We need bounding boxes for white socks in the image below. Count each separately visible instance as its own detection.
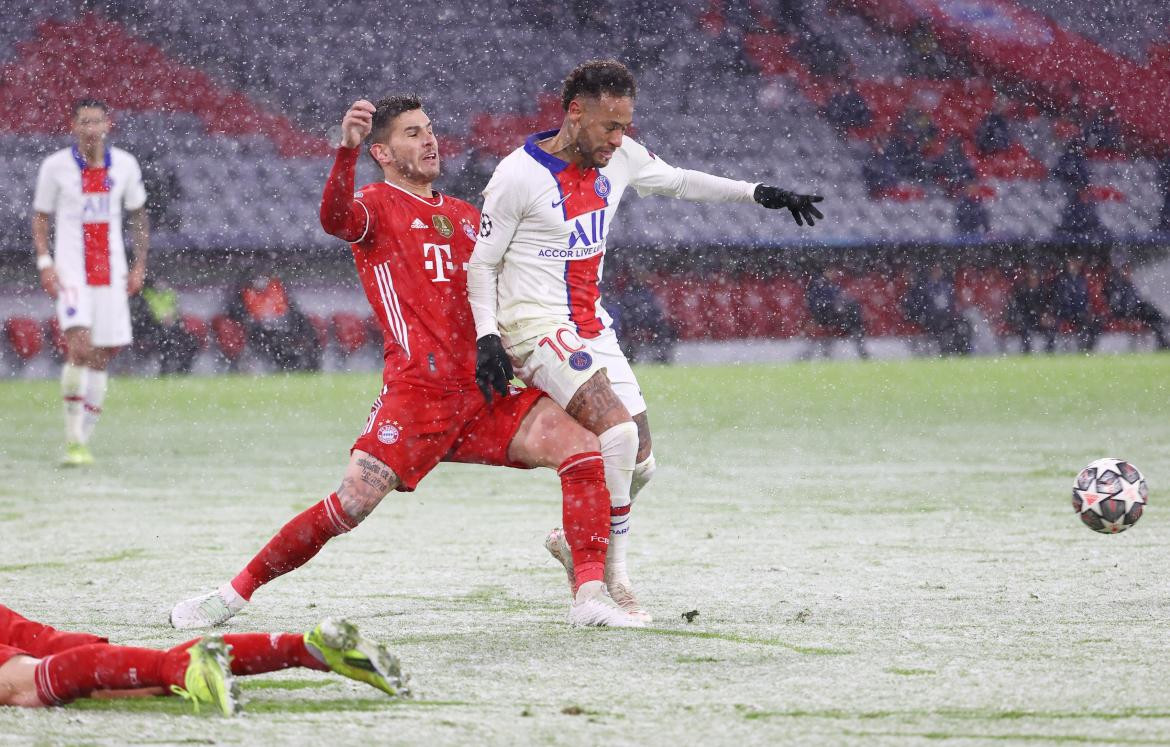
[81,369,108,443]
[217,583,249,613]
[598,421,638,582]
[61,363,86,445]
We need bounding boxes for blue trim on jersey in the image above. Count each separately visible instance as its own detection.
[523,129,567,174]
[70,145,112,171]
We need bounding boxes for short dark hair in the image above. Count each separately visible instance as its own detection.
[71,98,109,118]
[561,60,636,111]
[368,95,423,146]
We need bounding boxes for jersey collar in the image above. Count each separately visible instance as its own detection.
[524,129,569,175]
[383,178,444,206]
[71,144,111,170]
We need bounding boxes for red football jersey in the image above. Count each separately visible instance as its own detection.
[321,148,481,389]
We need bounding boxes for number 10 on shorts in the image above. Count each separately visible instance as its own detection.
[539,328,594,372]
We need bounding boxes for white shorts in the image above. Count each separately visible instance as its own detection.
[56,281,132,348]
[507,324,646,417]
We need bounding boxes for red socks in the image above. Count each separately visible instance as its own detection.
[169,633,327,675]
[35,644,174,705]
[558,452,610,592]
[231,493,355,600]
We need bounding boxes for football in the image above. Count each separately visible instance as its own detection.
[1072,458,1148,534]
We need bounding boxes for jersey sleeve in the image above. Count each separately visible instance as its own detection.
[467,160,527,339]
[624,137,758,204]
[32,157,58,214]
[320,146,374,243]
[123,154,148,211]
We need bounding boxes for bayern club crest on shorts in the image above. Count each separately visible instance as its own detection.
[377,422,401,445]
[594,174,611,198]
[568,350,593,371]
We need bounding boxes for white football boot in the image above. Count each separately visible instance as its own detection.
[543,528,576,596]
[567,580,646,628]
[170,590,243,630]
[545,527,653,623]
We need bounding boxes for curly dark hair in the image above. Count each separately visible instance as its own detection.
[369,94,423,145]
[71,98,109,118]
[561,60,637,111]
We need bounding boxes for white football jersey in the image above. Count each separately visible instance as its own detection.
[467,131,757,346]
[33,145,147,287]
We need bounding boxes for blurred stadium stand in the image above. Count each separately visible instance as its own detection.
[1,0,1168,374]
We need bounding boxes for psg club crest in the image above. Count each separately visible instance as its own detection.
[568,351,593,371]
[462,220,477,242]
[593,174,611,198]
[377,422,401,445]
[432,214,454,238]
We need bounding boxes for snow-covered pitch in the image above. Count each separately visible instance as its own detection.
[2,355,1169,744]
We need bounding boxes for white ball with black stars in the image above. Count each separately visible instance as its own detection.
[1072,457,1147,534]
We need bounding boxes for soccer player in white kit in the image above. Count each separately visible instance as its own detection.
[32,99,150,466]
[467,60,825,622]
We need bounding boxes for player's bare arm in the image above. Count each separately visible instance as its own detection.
[31,211,57,298]
[126,208,149,295]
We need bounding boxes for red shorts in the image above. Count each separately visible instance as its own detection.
[352,383,546,491]
[0,605,107,667]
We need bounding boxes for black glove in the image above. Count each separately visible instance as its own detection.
[754,185,825,227]
[475,334,514,403]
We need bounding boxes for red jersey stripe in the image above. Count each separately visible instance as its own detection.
[563,253,604,339]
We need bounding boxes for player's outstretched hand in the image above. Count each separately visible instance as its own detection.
[754,185,825,227]
[475,334,514,403]
[341,99,376,149]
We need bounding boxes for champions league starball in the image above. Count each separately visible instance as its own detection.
[1072,458,1148,534]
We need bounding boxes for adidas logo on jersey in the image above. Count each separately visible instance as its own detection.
[411,218,427,229]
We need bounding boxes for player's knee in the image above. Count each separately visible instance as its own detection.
[0,657,43,707]
[336,480,386,524]
[598,420,639,462]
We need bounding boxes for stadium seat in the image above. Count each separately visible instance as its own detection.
[305,314,330,350]
[45,317,65,357]
[331,312,369,356]
[5,316,43,364]
[210,315,246,363]
[182,314,209,351]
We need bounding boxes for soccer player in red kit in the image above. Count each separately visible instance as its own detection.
[170,96,640,630]
[0,604,406,714]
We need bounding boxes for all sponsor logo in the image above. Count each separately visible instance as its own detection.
[377,422,401,445]
[432,214,454,237]
[568,350,593,371]
[410,218,427,229]
[354,191,363,198]
[594,174,611,198]
[66,307,76,317]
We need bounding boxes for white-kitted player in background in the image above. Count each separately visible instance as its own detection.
[32,98,150,466]
[467,59,825,621]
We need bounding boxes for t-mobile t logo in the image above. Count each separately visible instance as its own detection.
[422,243,454,283]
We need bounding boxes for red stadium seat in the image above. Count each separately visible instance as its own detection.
[304,314,330,349]
[45,317,66,356]
[760,274,807,338]
[182,315,209,351]
[331,312,369,355]
[5,317,43,363]
[210,315,246,362]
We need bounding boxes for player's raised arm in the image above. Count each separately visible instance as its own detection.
[320,99,377,242]
[624,137,825,226]
[467,166,525,401]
